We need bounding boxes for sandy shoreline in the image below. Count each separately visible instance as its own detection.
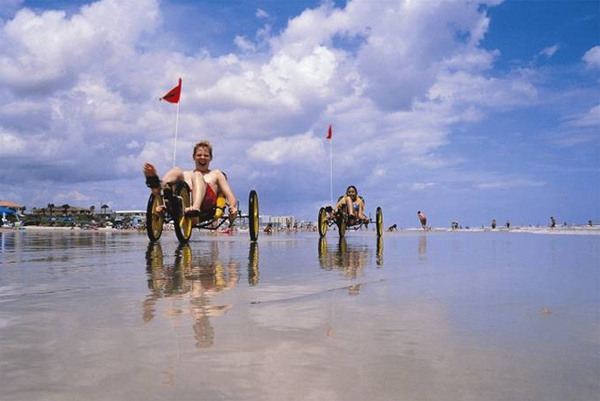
[5,225,599,235]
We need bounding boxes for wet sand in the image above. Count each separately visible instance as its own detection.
[1,230,599,401]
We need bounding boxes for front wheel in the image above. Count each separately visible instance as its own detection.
[146,193,164,242]
[376,207,383,237]
[249,190,259,242]
[318,207,328,238]
[174,183,193,244]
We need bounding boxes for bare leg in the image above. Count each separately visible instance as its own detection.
[345,197,355,217]
[186,170,206,213]
[162,167,184,186]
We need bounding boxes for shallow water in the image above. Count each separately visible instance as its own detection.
[1,229,599,401]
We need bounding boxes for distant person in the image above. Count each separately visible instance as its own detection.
[550,216,556,228]
[387,224,398,232]
[506,220,510,229]
[451,219,459,230]
[417,211,427,231]
[589,220,593,227]
[563,221,567,227]
[491,219,497,229]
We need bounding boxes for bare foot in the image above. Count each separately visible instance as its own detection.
[143,163,162,196]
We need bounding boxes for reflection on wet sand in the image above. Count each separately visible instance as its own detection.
[418,235,427,261]
[247,242,259,286]
[318,238,381,297]
[144,242,258,348]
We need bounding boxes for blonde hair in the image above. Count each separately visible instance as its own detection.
[193,141,213,158]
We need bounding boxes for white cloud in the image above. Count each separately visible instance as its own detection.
[562,104,600,128]
[0,0,160,94]
[539,44,559,58]
[583,46,600,70]
[247,132,325,166]
[475,179,546,190]
[3,0,580,220]
[410,182,436,191]
[234,35,256,53]
[255,9,269,19]
[0,129,26,155]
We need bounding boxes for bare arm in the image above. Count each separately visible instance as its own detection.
[357,198,366,219]
[216,171,237,217]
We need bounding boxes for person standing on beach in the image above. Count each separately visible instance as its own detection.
[417,211,427,231]
[550,216,556,228]
[506,220,510,229]
[491,219,497,229]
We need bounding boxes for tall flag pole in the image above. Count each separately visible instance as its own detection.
[160,78,182,167]
[327,124,333,206]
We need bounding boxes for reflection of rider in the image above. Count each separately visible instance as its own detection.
[418,235,427,260]
[335,185,367,224]
[143,242,239,348]
[318,237,370,280]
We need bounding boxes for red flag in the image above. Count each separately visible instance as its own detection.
[326,124,332,140]
[160,78,182,103]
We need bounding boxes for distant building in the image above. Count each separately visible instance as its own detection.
[114,210,146,227]
[269,215,296,228]
[0,200,25,213]
[31,205,91,216]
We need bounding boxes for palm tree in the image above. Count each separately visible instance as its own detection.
[101,204,109,215]
[47,203,55,217]
[89,205,95,215]
[61,204,70,216]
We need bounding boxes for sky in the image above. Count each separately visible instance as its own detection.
[0,0,598,228]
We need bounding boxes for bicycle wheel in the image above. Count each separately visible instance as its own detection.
[146,193,164,242]
[318,207,328,238]
[376,207,383,237]
[249,190,259,242]
[174,183,193,244]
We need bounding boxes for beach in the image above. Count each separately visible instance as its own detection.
[1,229,598,401]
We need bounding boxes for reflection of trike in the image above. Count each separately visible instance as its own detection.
[146,181,259,244]
[318,198,383,238]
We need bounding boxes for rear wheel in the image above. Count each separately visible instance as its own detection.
[146,193,164,242]
[174,183,193,244]
[249,190,259,242]
[376,207,383,237]
[318,207,328,238]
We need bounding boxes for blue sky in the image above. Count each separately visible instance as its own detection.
[0,0,598,228]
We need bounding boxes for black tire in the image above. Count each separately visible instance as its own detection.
[173,183,193,244]
[318,207,328,238]
[376,207,383,237]
[146,193,164,242]
[249,190,259,242]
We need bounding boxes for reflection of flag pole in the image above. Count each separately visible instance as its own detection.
[160,78,182,167]
[327,124,333,206]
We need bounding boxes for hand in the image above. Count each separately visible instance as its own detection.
[228,206,238,220]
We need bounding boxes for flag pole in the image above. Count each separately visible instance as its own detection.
[329,138,333,206]
[172,100,180,168]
